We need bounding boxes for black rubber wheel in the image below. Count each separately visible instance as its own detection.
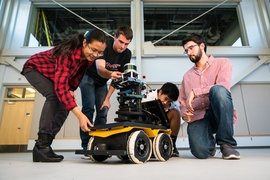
[153,133,173,161]
[127,130,152,164]
[117,155,130,162]
[87,137,108,162]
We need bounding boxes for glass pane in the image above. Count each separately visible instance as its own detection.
[29,6,130,46]
[265,0,270,19]
[25,88,36,98]
[144,6,243,46]
[7,88,23,98]
[6,88,36,99]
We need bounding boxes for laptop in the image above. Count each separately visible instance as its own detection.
[141,99,169,127]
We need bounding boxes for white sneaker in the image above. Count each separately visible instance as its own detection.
[81,154,90,160]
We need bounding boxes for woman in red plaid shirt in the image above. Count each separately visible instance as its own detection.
[21,29,107,162]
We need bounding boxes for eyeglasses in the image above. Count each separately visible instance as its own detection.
[183,44,198,55]
[87,45,104,57]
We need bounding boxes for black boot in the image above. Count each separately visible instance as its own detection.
[170,135,179,157]
[47,136,64,160]
[32,134,62,162]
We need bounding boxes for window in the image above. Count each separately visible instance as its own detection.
[6,88,36,99]
[28,6,130,46]
[144,5,243,46]
[265,0,270,19]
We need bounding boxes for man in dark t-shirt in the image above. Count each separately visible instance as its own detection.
[79,26,133,159]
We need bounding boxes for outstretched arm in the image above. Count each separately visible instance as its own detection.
[71,107,93,132]
[100,85,115,110]
[96,59,122,79]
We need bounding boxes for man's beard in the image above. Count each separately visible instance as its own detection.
[189,50,202,64]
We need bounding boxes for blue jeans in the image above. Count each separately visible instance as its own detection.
[187,85,237,159]
[79,75,108,148]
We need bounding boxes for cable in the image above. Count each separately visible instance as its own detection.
[153,0,229,45]
[144,83,152,90]
[51,0,114,38]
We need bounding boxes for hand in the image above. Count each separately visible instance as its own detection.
[163,104,170,112]
[69,90,76,101]
[182,111,194,123]
[79,114,93,132]
[100,99,111,110]
[111,71,122,80]
[186,90,195,113]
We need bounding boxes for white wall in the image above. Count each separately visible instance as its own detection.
[140,56,270,83]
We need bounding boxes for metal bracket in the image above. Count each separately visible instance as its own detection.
[0,56,22,72]
[231,56,270,87]
[260,56,270,64]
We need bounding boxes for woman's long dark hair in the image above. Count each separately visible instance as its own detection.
[52,28,107,59]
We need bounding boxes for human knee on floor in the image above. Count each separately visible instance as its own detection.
[191,146,210,159]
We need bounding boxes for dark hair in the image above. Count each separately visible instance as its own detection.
[52,28,107,59]
[115,25,133,41]
[182,33,207,53]
[159,82,179,101]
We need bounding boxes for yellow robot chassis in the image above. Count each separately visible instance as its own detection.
[75,63,173,164]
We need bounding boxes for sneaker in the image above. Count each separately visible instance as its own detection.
[220,143,241,160]
[172,148,180,157]
[81,147,90,160]
[210,148,216,157]
[81,154,90,160]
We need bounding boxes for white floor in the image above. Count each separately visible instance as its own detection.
[0,148,269,180]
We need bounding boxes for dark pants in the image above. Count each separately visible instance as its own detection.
[23,68,69,138]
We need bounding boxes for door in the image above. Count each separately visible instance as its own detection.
[0,100,34,145]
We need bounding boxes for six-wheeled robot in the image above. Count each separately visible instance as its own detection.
[75,63,173,164]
